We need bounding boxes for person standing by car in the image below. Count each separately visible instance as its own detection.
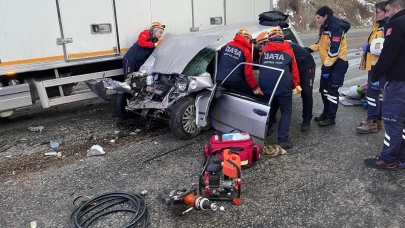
[304,6,351,127]
[114,22,165,119]
[258,28,300,149]
[122,22,165,79]
[356,1,388,134]
[364,0,405,170]
[257,30,316,133]
[216,28,262,96]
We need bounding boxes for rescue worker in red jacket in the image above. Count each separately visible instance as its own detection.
[122,22,165,79]
[115,22,165,120]
[216,28,262,96]
[258,28,300,149]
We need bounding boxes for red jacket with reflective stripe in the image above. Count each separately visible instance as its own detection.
[216,35,258,90]
[259,40,300,96]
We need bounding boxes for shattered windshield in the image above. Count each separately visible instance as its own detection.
[182,48,216,76]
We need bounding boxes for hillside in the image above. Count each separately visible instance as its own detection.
[274,0,379,31]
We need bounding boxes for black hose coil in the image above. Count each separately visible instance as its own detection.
[69,192,149,228]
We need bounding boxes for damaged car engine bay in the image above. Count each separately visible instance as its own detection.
[122,70,213,118]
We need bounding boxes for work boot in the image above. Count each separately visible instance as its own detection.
[278,140,293,150]
[359,119,383,127]
[318,119,336,127]
[356,120,377,134]
[314,113,326,122]
[396,160,405,169]
[301,120,310,132]
[364,155,397,170]
[358,120,367,126]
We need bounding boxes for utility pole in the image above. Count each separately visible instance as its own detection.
[270,0,273,10]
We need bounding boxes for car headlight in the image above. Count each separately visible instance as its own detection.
[189,79,198,90]
[176,81,188,92]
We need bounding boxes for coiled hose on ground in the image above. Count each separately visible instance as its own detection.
[68,192,149,228]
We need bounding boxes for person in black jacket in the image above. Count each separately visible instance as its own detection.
[364,0,405,170]
[257,31,316,132]
[278,41,316,132]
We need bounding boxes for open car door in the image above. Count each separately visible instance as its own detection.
[198,62,285,146]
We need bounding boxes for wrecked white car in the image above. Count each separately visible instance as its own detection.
[86,21,303,142]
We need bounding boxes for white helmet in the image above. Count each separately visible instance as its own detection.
[347,86,362,100]
[370,38,385,56]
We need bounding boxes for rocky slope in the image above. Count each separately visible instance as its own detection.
[275,0,379,30]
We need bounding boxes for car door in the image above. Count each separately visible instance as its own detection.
[197,62,285,146]
[209,91,271,146]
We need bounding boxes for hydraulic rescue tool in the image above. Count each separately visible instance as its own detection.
[199,149,242,205]
[160,185,217,215]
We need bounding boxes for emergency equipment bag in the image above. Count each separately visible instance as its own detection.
[204,132,260,169]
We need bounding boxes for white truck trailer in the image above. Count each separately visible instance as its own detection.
[0,0,273,118]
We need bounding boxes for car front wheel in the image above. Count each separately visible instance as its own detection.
[113,92,136,120]
[169,97,202,140]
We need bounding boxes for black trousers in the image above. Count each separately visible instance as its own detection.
[270,67,315,122]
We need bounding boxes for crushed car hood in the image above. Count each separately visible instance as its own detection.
[139,33,222,75]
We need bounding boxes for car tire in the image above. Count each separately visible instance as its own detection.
[114,92,135,120]
[169,97,202,140]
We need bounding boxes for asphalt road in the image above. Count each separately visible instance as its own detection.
[2,27,405,228]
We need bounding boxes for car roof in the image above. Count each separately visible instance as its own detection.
[193,21,281,50]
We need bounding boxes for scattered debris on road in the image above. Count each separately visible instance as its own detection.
[87,145,105,156]
[49,141,60,149]
[44,152,62,157]
[27,126,44,134]
[115,130,130,139]
[30,220,37,228]
[141,190,148,196]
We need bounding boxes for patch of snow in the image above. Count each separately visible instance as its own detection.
[273,0,279,9]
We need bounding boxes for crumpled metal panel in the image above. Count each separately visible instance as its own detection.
[139,33,221,75]
[85,78,132,101]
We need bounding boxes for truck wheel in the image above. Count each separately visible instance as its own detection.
[114,93,135,120]
[169,97,202,140]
